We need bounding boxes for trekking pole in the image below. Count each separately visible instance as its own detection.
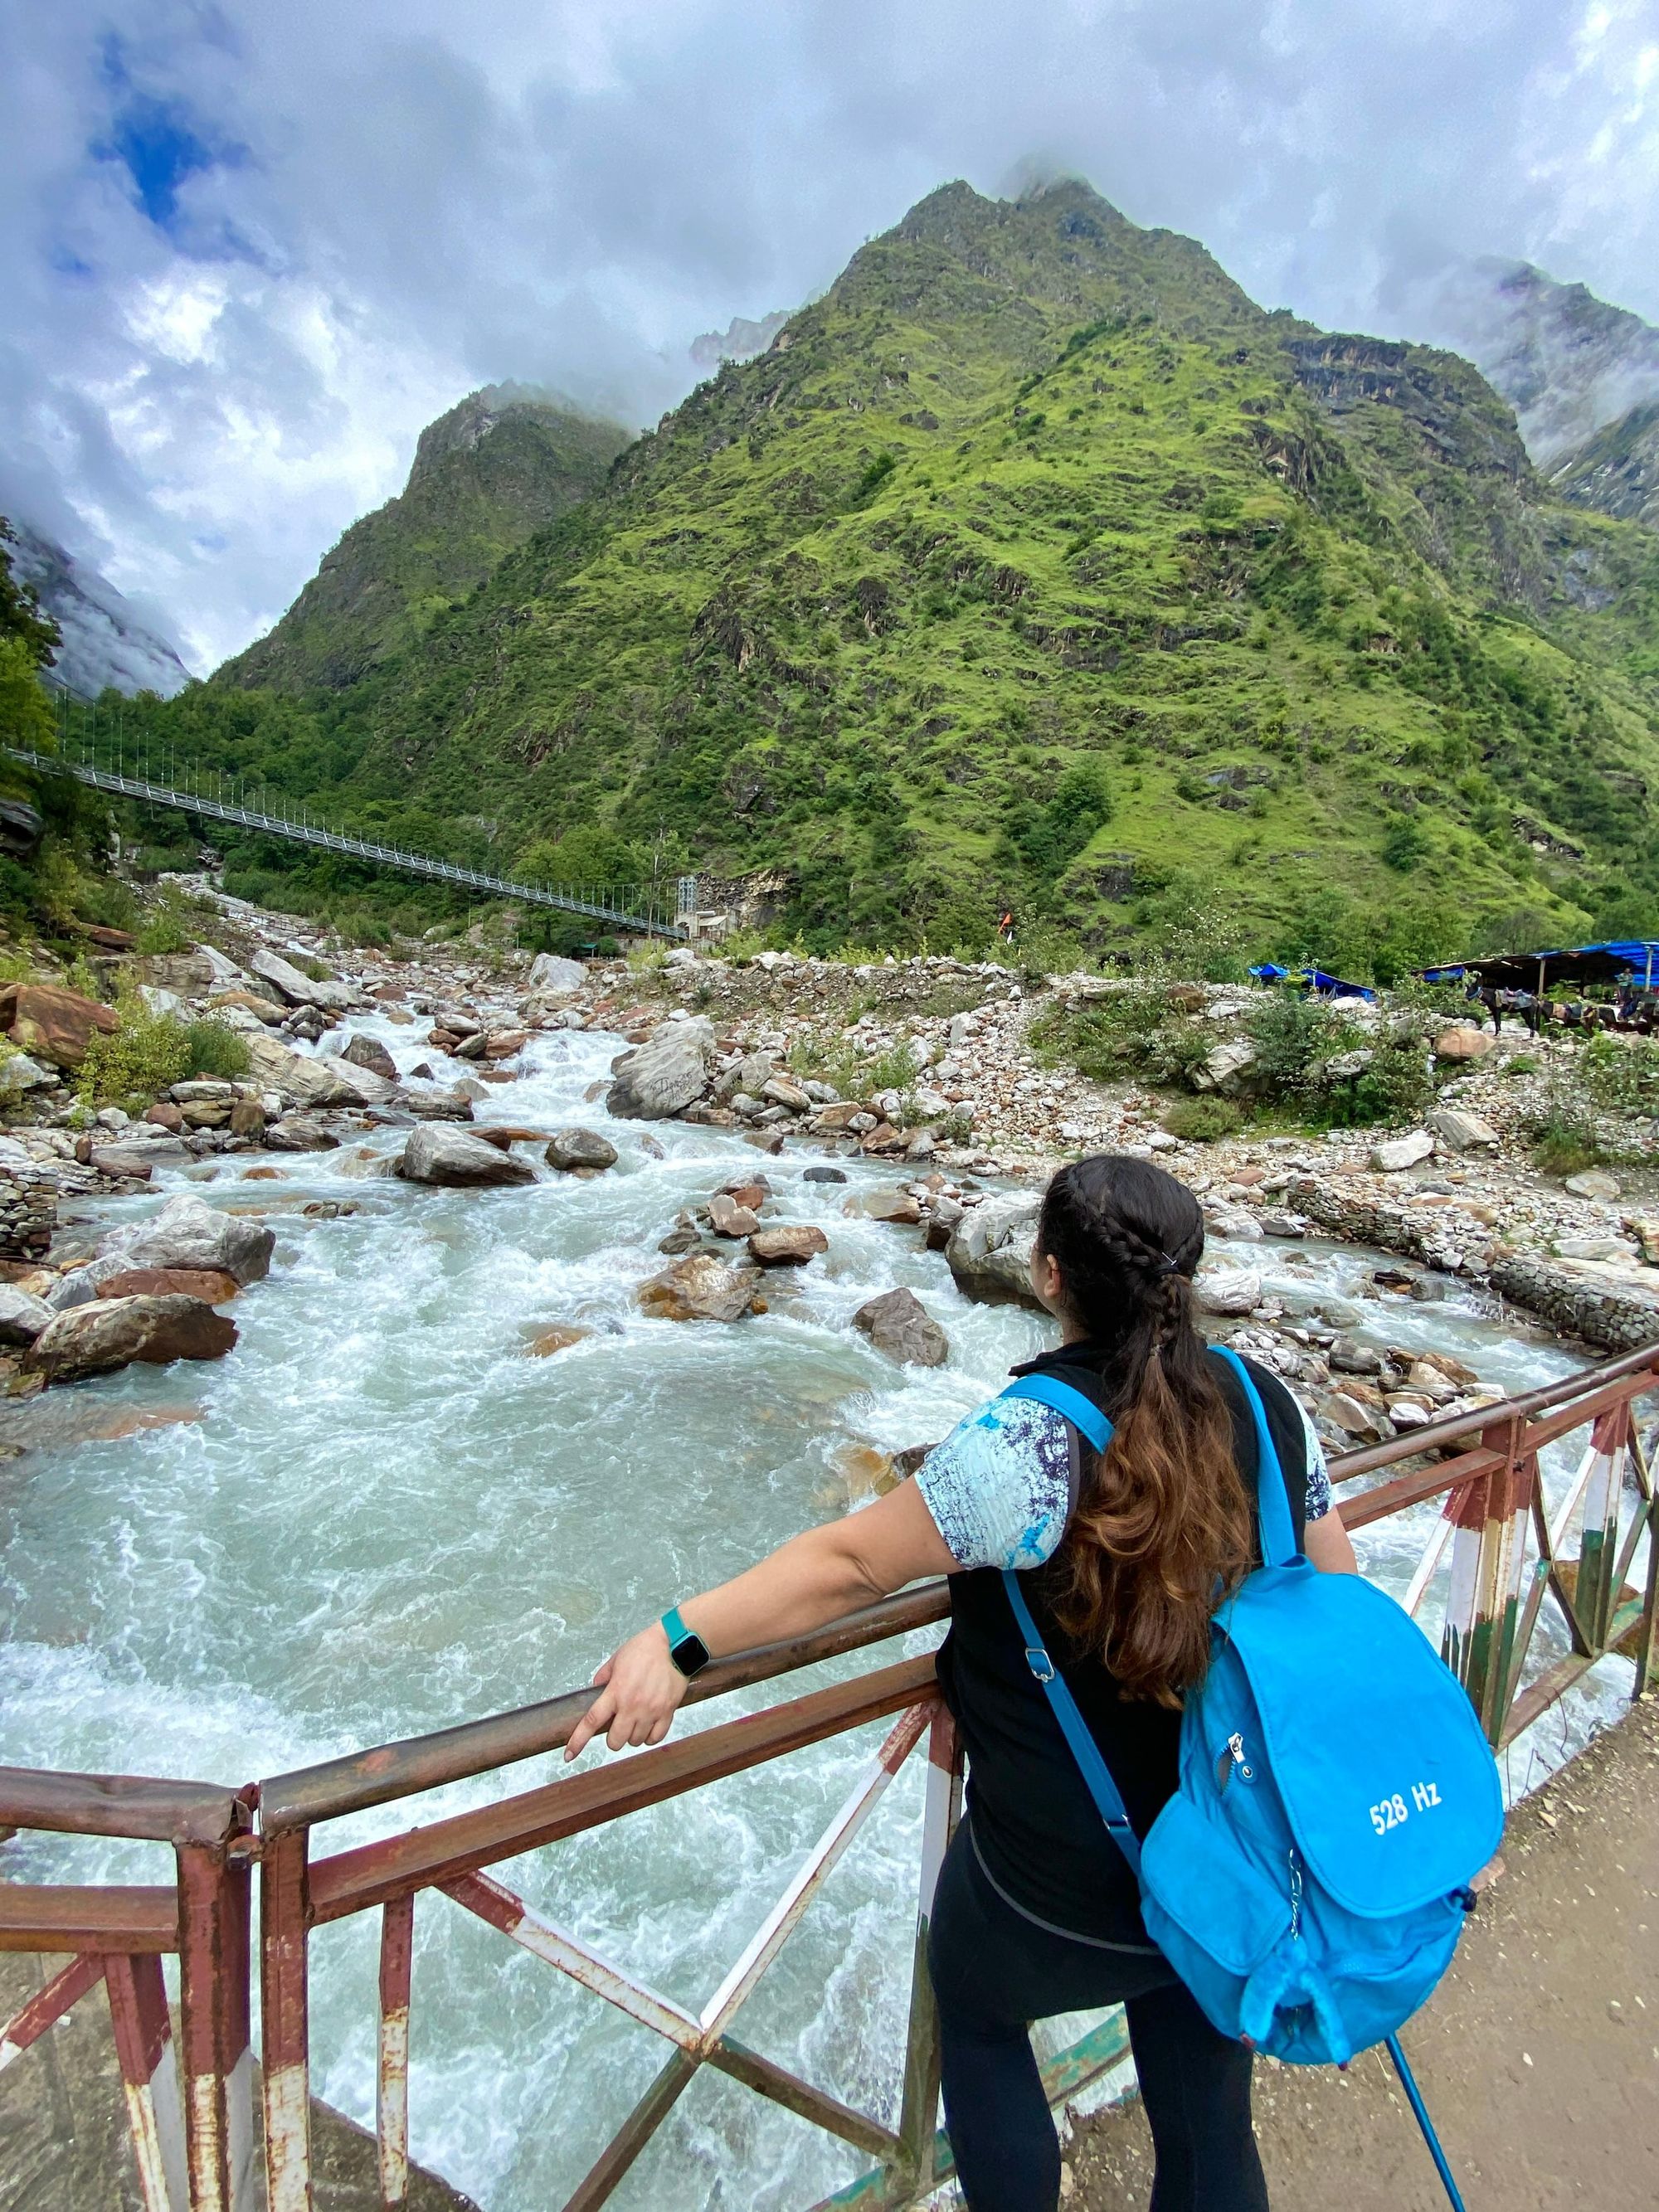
[1384,2035,1467,2211]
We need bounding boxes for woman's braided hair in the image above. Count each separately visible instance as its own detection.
[1039,1153,1253,1706]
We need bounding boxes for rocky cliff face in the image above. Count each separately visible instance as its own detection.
[1430,257,1659,474]
[216,387,630,693]
[6,521,191,699]
[1549,400,1659,531]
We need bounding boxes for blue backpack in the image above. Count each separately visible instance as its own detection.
[999,1349,1503,2071]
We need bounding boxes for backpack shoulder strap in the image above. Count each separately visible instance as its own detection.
[1209,1344,1300,1568]
[1001,1567,1142,1879]
[1000,1372,1113,1451]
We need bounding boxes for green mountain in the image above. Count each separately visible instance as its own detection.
[146,181,1659,965]
[217,385,630,692]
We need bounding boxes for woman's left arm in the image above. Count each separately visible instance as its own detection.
[565,1480,959,1761]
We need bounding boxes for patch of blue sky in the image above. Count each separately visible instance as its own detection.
[93,31,251,246]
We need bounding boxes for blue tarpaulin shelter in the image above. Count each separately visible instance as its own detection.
[1419,940,1659,992]
[1250,963,1377,1002]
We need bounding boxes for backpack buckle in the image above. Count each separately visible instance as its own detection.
[1024,1646,1056,1684]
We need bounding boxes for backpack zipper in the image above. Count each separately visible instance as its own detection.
[1216,1731,1255,1792]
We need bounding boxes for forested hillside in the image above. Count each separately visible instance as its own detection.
[132,180,1659,969]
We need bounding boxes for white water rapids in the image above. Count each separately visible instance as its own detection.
[0,1017,1628,2209]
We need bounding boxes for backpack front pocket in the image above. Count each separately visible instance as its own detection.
[1138,1792,1295,1979]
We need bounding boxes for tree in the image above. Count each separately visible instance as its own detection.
[0,519,61,752]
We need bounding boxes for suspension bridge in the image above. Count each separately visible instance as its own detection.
[6,731,688,940]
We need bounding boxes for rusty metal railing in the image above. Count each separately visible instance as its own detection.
[2,1343,1657,2211]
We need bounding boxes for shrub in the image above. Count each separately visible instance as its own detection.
[1162,1096,1242,1142]
[135,885,195,956]
[77,1005,248,1109]
[1581,1033,1659,1119]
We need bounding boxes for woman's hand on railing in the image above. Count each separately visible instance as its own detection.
[565,1623,688,1761]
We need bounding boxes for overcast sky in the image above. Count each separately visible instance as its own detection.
[3,0,1657,674]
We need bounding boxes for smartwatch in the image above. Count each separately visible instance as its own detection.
[660,1606,711,1679]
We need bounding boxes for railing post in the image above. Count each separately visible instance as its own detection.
[260,1829,314,2212]
[175,1835,255,2211]
[1441,1422,1533,1743]
[377,1893,416,2211]
[106,1953,190,2212]
[1575,1403,1630,1653]
[893,1704,961,2200]
[1637,1488,1659,1702]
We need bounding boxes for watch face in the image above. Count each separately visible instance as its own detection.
[671,1631,710,1678]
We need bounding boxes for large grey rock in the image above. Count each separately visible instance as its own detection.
[399,1125,537,1187]
[341,1033,399,1081]
[23,1294,237,1383]
[545,1128,618,1171]
[241,1030,361,1108]
[638,1252,761,1322]
[717,1052,776,1103]
[0,1285,53,1343]
[528,953,586,994]
[1564,1169,1622,1201]
[944,1193,1043,1309]
[1192,1038,1258,1094]
[1194,1265,1262,1316]
[249,948,353,1012]
[1425,1108,1499,1152]
[100,1193,276,1286]
[400,1086,475,1121]
[853,1287,950,1367]
[1370,1130,1435,1172]
[606,1018,714,1121]
[0,1052,54,1097]
[312,1053,395,1106]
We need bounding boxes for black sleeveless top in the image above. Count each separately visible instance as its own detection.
[933,1342,1312,1947]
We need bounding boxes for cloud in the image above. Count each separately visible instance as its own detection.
[2,0,1657,673]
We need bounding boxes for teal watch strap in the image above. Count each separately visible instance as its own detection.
[660,1606,710,1677]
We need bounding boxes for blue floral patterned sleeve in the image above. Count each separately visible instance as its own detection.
[914,1379,1331,1573]
[915,1396,1076,1571]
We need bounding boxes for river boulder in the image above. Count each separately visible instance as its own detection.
[249,949,353,1012]
[241,1030,361,1109]
[401,1086,475,1121]
[312,1053,396,1106]
[748,1224,828,1267]
[265,1116,342,1152]
[341,1033,399,1081]
[545,1128,618,1171]
[399,1125,537,1187]
[852,1287,950,1367]
[100,1193,276,1286]
[93,1266,241,1305]
[638,1252,762,1322]
[0,983,120,1071]
[944,1193,1042,1310]
[606,1018,714,1120]
[0,1284,53,1344]
[24,1294,237,1383]
[528,953,586,994]
[1194,1265,1262,1317]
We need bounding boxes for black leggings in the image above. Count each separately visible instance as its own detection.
[927,1821,1268,2212]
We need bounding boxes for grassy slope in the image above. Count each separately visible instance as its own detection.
[144,182,1659,961]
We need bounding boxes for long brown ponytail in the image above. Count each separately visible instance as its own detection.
[1039,1154,1252,1706]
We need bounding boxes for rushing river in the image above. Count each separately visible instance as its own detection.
[0,1018,1625,2208]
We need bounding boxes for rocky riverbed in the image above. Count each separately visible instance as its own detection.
[0,894,1647,1456]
